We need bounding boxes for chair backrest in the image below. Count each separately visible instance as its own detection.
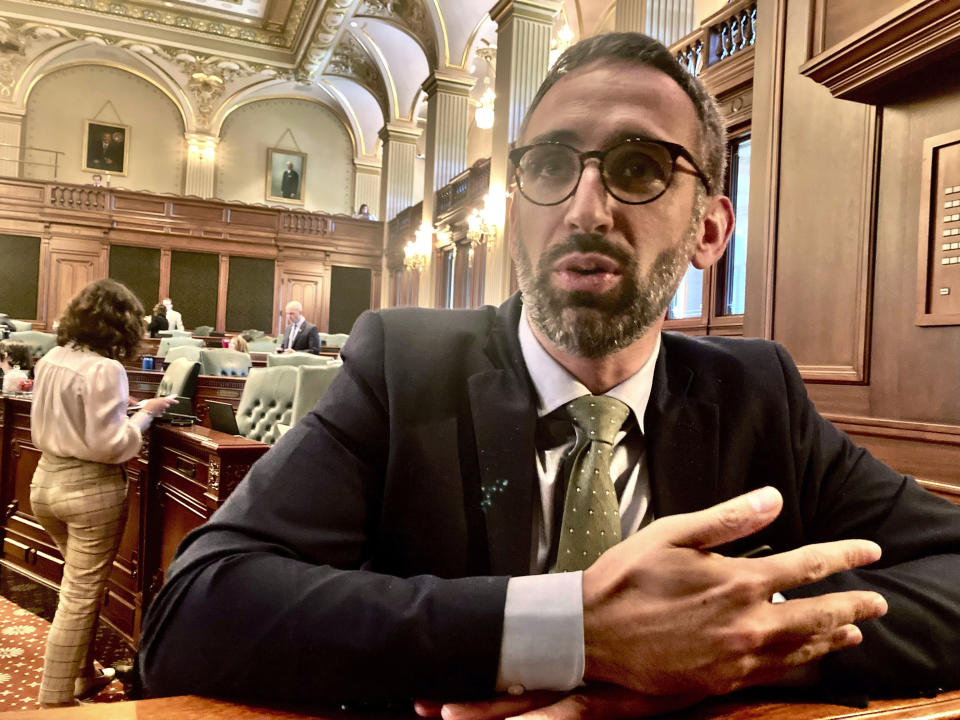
[163,344,202,366]
[193,325,214,337]
[158,329,193,338]
[236,366,297,445]
[266,351,332,368]
[316,332,329,346]
[157,336,203,358]
[10,320,32,332]
[9,331,57,359]
[200,348,252,377]
[156,357,200,399]
[246,338,279,353]
[326,333,350,348]
[291,362,342,424]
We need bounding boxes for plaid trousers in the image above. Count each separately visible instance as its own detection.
[29,453,128,705]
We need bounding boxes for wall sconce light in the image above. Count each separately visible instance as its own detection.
[404,221,434,271]
[474,87,495,130]
[466,192,500,245]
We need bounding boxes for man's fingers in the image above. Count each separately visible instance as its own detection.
[768,592,885,643]
[653,486,783,550]
[756,540,882,592]
[504,689,702,720]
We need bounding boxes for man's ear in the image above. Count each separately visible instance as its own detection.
[691,194,734,270]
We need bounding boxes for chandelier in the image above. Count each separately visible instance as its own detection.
[404,222,435,271]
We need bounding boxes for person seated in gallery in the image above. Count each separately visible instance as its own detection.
[352,203,377,221]
[0,339,33,390]
[0,313,18,337]
[146,303,168,339]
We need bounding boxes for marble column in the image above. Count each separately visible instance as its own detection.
[483,0,563,306]
[353,159,382,217]
[0,110,24,178]
[183,133,218,198]
[378,123,422,223]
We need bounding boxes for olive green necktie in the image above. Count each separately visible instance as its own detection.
[552,395,631,573]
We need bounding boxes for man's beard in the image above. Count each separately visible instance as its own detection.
[516,202,704,359]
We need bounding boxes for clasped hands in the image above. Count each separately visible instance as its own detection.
[416,486,886,720]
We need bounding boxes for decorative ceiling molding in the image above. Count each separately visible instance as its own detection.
[326,30,388,113]
[19,0,314,49]
[356,0,437,67]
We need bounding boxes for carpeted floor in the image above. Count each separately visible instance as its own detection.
[0,566,130,712]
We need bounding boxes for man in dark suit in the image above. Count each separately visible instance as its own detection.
[278,300,320,353]
[281,161,300,199]
[139,33,960,716]
[88,130,123,171]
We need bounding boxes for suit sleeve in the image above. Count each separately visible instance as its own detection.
[305,324,321,354]
[774,343,960,698]
[138,311,508,705]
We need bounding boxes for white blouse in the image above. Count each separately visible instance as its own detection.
[31,344,153,465]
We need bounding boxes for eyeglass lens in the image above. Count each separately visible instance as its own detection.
[516,142,673,205]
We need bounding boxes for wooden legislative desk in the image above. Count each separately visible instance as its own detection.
[6,690,960,719]
[0,393,269,648]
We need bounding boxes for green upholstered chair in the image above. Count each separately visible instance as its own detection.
[316,332,329,346]
[157,336,203,358]
[200,348,252,377]
[158,329,193,338]
[246,338,279,353]
[325,333,350,348]
[236,365,297,445]
[193,325,214,337]
[163,345,202,366]
[10,320,32,332]
[291,362,342,424]
[9,331,57,359]
[266,352,332,368]
[156,357,200,400]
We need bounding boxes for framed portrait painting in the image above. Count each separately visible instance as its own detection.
[82,120,129,175]
[266,148,306,205]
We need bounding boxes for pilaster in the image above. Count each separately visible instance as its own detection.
[0,109,24,178]
[378,123,422,222]
[184,133,219,198]
[645,0,697,46]
[421,70,476,221]
[484,0,563,306]
[614,0,646,32]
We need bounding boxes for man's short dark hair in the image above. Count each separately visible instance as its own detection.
[521,32,726,193]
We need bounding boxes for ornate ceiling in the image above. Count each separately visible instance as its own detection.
[0,0,609,162]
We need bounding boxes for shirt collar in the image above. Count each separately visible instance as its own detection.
[518,305,660,433]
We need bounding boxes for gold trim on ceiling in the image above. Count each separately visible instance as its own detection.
[358,26,404,122]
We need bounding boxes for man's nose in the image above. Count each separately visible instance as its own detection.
[563,161,614,235]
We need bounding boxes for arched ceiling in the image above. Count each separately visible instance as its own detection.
[0,0,609,162]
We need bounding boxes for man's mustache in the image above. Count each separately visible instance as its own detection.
[538,233,634,269]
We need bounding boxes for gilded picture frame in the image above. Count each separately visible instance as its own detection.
[82,120,130,176]
[266,148,306,205]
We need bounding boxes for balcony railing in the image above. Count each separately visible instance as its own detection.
[673,0,757,77]
[435,158,491,220]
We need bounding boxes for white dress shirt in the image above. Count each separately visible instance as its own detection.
[166,309,184,332]
[496,308,660,692]
[286,320,303,349]
[31,345,152,465]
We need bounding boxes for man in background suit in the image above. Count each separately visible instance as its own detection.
[278,300,320,353]
[161,298,183,332]
[140,33,960,716]
[281,161,300,199]
[88,130,123,171]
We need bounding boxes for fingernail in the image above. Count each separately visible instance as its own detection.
[748,486,779,513]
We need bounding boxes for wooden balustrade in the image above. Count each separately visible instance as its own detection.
[672,0,757,77]
[281,211,334,236]
[48,184,108,211]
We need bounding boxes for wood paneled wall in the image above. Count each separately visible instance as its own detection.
[746,0,960,499]
[0,179,384,335]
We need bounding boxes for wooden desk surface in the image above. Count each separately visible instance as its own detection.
[6,692,960,719]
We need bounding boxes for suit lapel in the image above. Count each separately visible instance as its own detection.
[468,295,538,577]
[646,336,722,519]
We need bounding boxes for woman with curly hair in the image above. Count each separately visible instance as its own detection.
[29,279,177,708]
[146,302,168,339]
[0,338,33,389]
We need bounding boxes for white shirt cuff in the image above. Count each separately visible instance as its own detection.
[130,410,153,432]
[496,572,584,693]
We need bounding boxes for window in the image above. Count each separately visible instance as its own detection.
[440,246,456,309]
[665,132,751,334]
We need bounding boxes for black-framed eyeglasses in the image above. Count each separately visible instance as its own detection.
[508,137,711,206]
